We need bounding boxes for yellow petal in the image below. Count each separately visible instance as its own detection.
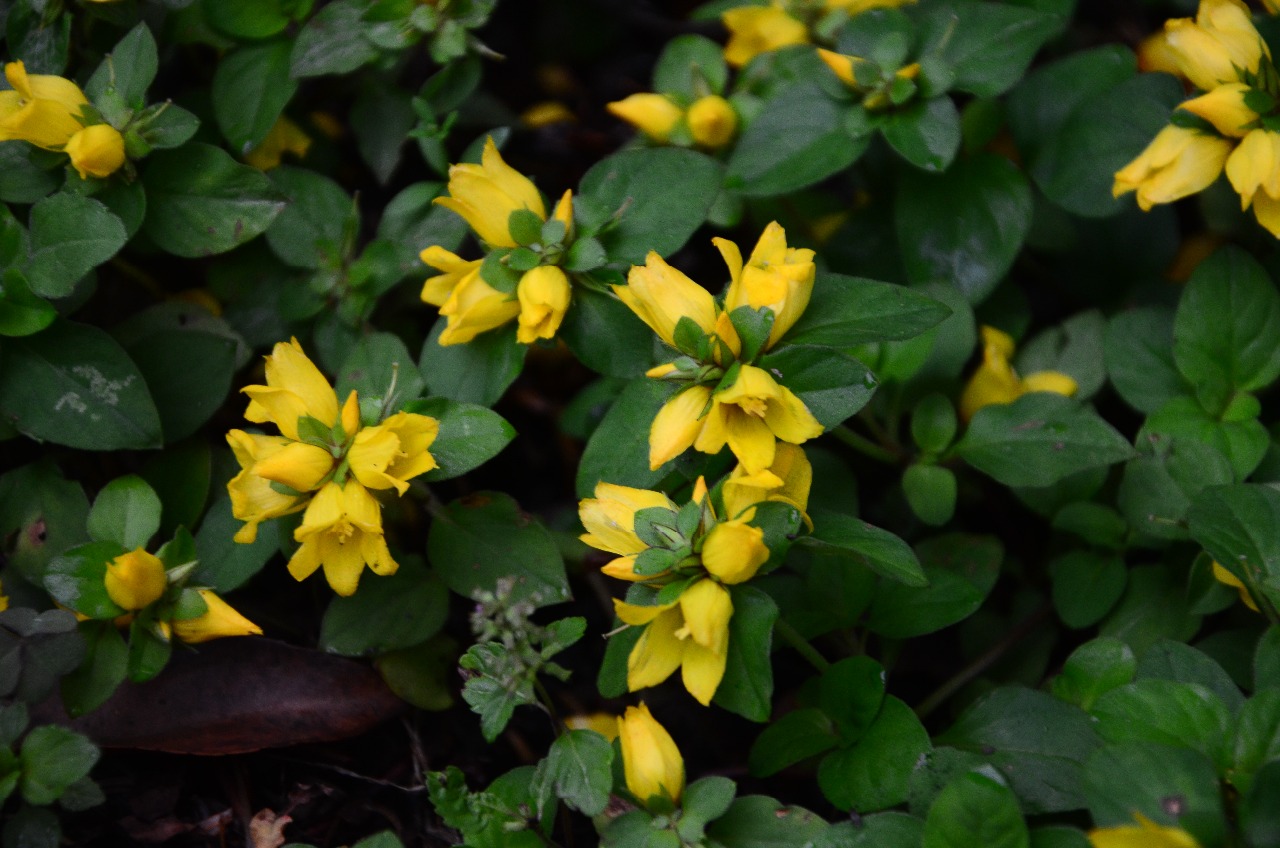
[649,385,713,470]
[721,5,810,67]
[626,606,685,690]
[104,548,167,611]
[701,520,769,584]
[615,252,720,347]
[676,579,732,650]
[580,483,676,555]
[686,95,737,149]
[516,265,572,344]
[65,124,126,179]
[252,441,334,492]
[617,703,685,805]
[171,590,262,643]
[608,93,683,142]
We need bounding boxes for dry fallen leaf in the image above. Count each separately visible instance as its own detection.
[249,808,291,848]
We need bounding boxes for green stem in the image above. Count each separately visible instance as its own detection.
[533,677,564,737]
[774,617,831,672]
[831,425,899,464]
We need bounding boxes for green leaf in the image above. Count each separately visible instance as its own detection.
[192,490,281,593]
[749,708,838,777]
[1050,551,1125,629]
[0,319,162,450]
[1028,72,1182,218]
[265,166,351,269]
[755,345,877,429]
[428,492,570,606]
[705,796,832,847]
[714,585,777,722]
[819,696,932,812]
[575,378,672,498]
[558,287,658,378]
[531,730,614,818]
[938,686,1100,814]
[820,656,887,744]
[1092,680,1232,771]
[142,143,288,257]
[1104,307,1183,415]
[0,142,58,204]
[578,148,723,265]
[60,621,128,718]
[290,0,379,77]
[895,153,1032,304]
[678,777,737,843]
[375,635,456,711]
[338,331,425,407]
[1188,484,1280,615]
[395,397,513,482]
[418,320,525,406]
[320,558,449,656]
[922,771,1029,848]
[86,22,158,107]
[123,327,239,444]
[785,273,952,348]
[87,475,161,551]
[136,102,202,150]
[43,542,125,620]
[1241,760,1280,848]
[903,464,957,527]
[126,617,172,682]
[1083,743,1224,846]
[0,269,56,338]
[866,533,1001,638]
[1174,247,1280,396]
[727,82,864,195]
[1143,396,1268,480]
[654,34,728,98]
[881,96,961,173]
[802,512,926,587]
[24,193,127,299]
[956,393,1134,488]
[0,461,91,584]
[18,726,99,806]
[917,1,1061,97]
[1233,690,1280,795]
[1050,637,1137,712]
[1099,565,1201,658]
[202,0,292,39]
[1117,434,1233,542]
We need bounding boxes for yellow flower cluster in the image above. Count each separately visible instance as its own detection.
[103,548,261,643]
[959,326,1078,420]
[721,0,918,68]
[1114,0,1280,236]
[227,339,439,596]
[422,138,574,346]
[607,93,739,150]
[0,61,126,179]
[618,222,823,475]
[580,445,810,705]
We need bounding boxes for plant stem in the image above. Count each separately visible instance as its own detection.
[913,602,1052,720]
[831,425,899,464]
[774,617,831,672]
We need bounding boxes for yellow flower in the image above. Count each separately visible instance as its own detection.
[816,49,866,87]
[700,518,769,584]
[715,221,815,350]
[287,480,397,596]
[607,93,684,142]
[104,548,167,611]
[347,411,440,495]
[420,246,482,307]
[0,579,7,613]
[1089,812,1202,848]
[171,590,263,643]
[686,95,738,148]
[244,116,312,171]
[722,4,810,68]
[1112,124,1233,211]
[1178,83,1260,137]
[0,61,88,150]
[1225,128,1280,237]
[615,577,733,705]
[225,431,311,543]
[242,338,349,441]
[693,365,824,476]
[959,326,1079,420]
[617,704,684,806]
[1212,561,1260,611]
[1138,31,1185,76]
[722,441,812,521]
[615,252,721,349]
[1165,0,1269,91]
[65,123,125,179]
[565,711,620,741]
[579,482,678,579]
[516,265,572,344]
[434,137,548,248]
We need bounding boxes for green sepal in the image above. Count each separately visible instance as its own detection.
[655,575,697,606]
[508,208,543,245]
[676,500,703,539]
[295,414,333,446]
[634,546,686,577]
[563,236,607,272]
[479,250,522,294]
[673,315,709,359]
[633,506,683,548]
[888,75,917,106]
[506,246,541,272]
[540,217,566,246]
[727,306,775,364]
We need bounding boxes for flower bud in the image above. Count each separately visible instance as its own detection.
[616,703,684,806]
[171,590,263,643]
[686,95,737,149]
[607,93,683,142]
[104,548,167,611]
[66,124,126,179]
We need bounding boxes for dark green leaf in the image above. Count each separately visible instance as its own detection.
[575,378,673,498]
[399,397,515,482]
[428,492,570,606]
[803,511,926,587]
[18,726,99,806]
[819,696,932,812]
[87,475,161,551]
[192,490,281,593]
[881,96,961,173]
[531,730,614,818]
[1092,680,1232,770]
[917,1,1061,97]
[895,153,1032,304]
[748,708,838,777]
[654,34,728,98]
[418,320,524,406]
[290,0,379,76]
[785,273,951,348]
[866,533,1001,638]
[1050,551,1125,629]
[1104,307,1182,415]
[86,23,158,107]
[957,393,1134,487]
[320,558,449,656]
[59,621,128,718]
[705,796,831,847]
[24,193,127,299]
[266,166,351,269]
[558,287,658,378]
[714,585,777,722]
[1050,637,1136,712]
[756,345,877,429]
[0,319,162,450]
[921,771,1028,848]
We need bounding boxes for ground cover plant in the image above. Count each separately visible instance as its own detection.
[4,0,1280,845]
